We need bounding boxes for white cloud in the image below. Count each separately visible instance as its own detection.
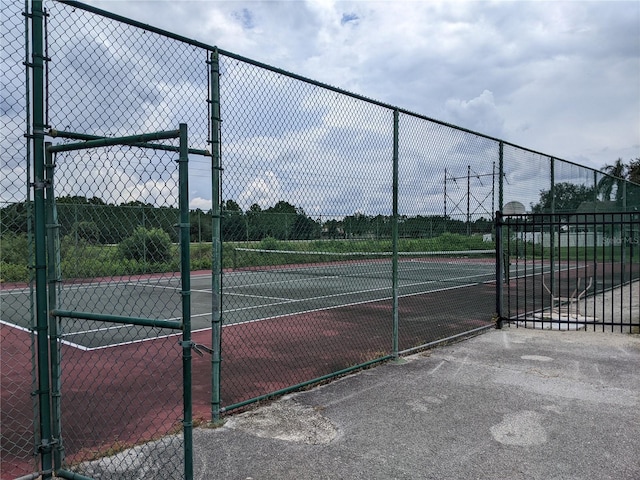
[444,90,504,138]
[237,171,283,210]
[190,197,212,211]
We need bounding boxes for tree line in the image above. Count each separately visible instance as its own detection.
[530,158,640,217]
[3,158,637,244]
[1,195,492,246]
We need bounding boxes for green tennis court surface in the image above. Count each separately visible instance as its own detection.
[1,252,545,350]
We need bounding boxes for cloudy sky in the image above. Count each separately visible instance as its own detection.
[84,0,639,169]
[3,0,638,217]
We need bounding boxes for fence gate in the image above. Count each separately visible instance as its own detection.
[23,125,195,479]
[496,212,640,332]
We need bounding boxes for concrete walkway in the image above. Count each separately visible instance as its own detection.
[193,327,640,480]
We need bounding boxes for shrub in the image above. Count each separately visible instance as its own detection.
[118,227,172,263]
[259,236,280,250]
[0,261,29,283]
[0,233,30,265]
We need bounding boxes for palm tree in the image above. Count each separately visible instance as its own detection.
[597,158,627,204]
[628,158,640,185]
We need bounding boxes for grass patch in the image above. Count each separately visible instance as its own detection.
[1,233,493,282]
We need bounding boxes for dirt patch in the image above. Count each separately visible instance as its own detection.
[224,397,338,445]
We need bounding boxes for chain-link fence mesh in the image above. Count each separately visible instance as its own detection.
[43,1,198,475]
[218,57,397,405]
[3,1,640,478]
[1,1,39,478]
[2,1,200,477]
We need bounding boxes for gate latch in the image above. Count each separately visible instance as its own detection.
[181,341,213,356]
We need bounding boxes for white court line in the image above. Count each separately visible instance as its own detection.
[222,270,493,307]
[43,276,481,351]
[0,318,113,352]
[1,262,581,352]
[0,289,32,296]
[224,274,340,290]
[2,267,496,352]
[225,292,294,301]
[0,319,32,333]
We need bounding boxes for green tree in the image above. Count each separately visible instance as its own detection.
[190,209,213,242]
[323,219,343,239]
[0,201,30,234]
[71,221,100,244]
[629,158,640,184]
[221,200,246,241]
[264,201,297,240]
[531,182,597,216]
[343,212,371,238]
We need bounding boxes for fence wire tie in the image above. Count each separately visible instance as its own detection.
[181,341,214,356]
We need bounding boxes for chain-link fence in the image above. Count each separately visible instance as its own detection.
[1,1,39,477]
[3,1,640,478]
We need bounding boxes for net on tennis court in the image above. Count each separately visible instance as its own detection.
[232,247,497,283]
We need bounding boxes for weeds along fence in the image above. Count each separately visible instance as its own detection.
[2,1,640,479]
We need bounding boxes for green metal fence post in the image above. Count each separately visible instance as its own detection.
[466,165,471,236]
[495,211,504,329]
[30,1,53,476]
[622,181,627,279]
[44,145,63,471]
[550,157,556,297]
[498,142,504,212]
[209,49,223,421]
[178,123,193,480]
[496,141,505,325]
[593,170,599,292]
[392,110,399,358]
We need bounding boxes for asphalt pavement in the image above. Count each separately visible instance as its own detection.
[193,327,640,480]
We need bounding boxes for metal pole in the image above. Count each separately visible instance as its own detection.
[209,49,223,421]
[498,142,504,212]
[44,145,63,471]
[495,211,504,328]
[550,157,556,297]
[49,128,210,156]
[52,310,183,329]
[30,1,53,476]
[491,161,495,220]
[47,128,181,152]
[593,170,598,293]
[392,110,399,358]
[467,165,471,236]
[444,168,447,232]
[621,181,627,280]
[23,1,41,465]
[178,124,193,480]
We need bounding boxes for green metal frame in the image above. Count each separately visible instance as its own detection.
[44,143,63,471]
[30,1,53,477]
[36,124,193,479]
[391,110,399,358]
[209,49,223,422]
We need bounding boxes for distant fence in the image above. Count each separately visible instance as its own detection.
[2,1,640,479]
[497,212,640,331]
